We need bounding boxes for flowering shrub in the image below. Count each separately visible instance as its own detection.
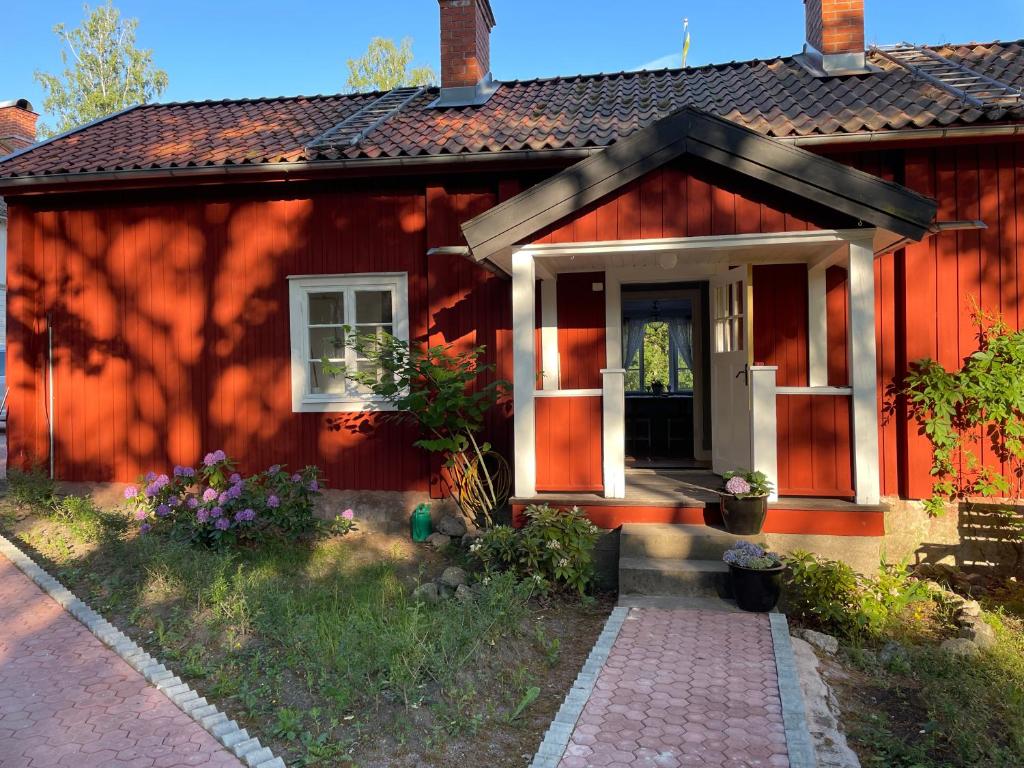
[722,541,782,570]
[722,469,773,498]
[125,450,345,547]
[470,504,599,595]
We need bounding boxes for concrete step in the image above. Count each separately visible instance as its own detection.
[618,557,732,598]
[620,523,766,560]
[617,594,742,612]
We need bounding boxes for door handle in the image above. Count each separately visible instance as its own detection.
[735,364,749,385]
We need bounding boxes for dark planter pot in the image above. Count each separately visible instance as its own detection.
[729,563,785,612]
[719,494,769,535]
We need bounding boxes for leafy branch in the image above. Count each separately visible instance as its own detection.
[905,304,1024,517]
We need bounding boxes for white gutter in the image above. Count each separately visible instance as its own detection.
[780,123,1024,146]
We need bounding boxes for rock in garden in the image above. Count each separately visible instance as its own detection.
[461,530,483,548]
[437,515,467,537]
[439,583,454,599]
[426,532,451,550]
[439,566,468,589]
[413,582,440,604]
[455,584,473,603]
[956,599,982,619]
[959,618,997,650]
[940,637,980,657]
[879,641,906,667]
[796,629,839,656]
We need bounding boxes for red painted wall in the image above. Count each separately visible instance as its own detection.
[7,181,513,489]
[535,395,603,492]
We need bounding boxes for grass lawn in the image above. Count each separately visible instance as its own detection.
[811,579,1024,767]
[0,488,611,767]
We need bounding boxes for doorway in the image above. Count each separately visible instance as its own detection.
[621,284,710,469]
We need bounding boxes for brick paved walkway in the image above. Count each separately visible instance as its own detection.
[558,609,791,768]
[0,553,243,768]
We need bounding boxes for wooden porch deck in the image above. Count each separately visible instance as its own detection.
[511,469,888,536]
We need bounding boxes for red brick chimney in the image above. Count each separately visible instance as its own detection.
[434,0,498,107]
[0,99,38,155]
[803,0,868,74]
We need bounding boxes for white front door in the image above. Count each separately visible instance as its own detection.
[709,266,752,474]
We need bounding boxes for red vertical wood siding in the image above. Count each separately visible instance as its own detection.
[531,159,855,244]
[535,395,603,492]
[752,264,853,497]
[556,272,606,389]
[8,183,511,490]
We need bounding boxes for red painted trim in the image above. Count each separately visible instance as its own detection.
[511,503,884,536]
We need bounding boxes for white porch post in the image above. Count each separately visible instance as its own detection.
[748,365,779,502]
[512,250,537,498]
[807,268,828,387]
[847,233,881,505]
[540,277,560,390]
[602,271,626,498]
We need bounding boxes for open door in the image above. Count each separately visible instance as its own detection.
[709,266,752,474]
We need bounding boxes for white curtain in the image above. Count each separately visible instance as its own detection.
[668,316,694,374]
[623,318,647,369]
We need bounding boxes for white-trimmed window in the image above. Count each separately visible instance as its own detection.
[288,273,409,412]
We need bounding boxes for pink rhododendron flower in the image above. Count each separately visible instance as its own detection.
[124,485,138,499]
[202,488,218,503]
[134,509,148,521]
[341,509,354,520]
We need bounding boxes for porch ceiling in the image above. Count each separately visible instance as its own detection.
[529,231,853,275]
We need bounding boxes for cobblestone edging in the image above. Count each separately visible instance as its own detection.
[0,534,285,768]
[529,606,630,768]
[769,612,819,768]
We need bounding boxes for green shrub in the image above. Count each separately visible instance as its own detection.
[7,466,55,510]
[471,504,599,594]
[785,551,931,641]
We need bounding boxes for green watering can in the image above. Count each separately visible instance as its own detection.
[410,503,433,542]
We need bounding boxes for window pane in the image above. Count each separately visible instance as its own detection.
[309,362,346,395]
[309,327,346,360]
[309,292,344,325]
[355,290,392,324]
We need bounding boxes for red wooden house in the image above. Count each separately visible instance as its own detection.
[1,0,1022,544]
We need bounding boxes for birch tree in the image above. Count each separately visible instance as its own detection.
[34,1,168,137]
[346,38,435,92]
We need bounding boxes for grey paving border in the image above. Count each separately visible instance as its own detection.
[769,612,819,768]
[0,533,285,768]
[529,605,630,768]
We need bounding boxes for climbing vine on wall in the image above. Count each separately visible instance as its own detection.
[904,306,1024,517]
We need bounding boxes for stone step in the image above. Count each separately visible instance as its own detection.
[620,523,765,560]
[618,557,732,598]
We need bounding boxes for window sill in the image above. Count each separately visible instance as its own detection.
[293,397,399,414]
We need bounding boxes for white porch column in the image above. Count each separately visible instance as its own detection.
[602,271,626,498]
[540,277,560,390]
[512,250,537,498]
[847,233,881,505]
[807,268,828,387]
[748,365,779,502]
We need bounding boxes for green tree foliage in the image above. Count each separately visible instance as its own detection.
[34,1,168,137]
[346,37,435,93]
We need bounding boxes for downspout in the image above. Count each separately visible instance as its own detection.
[47,313,53,480]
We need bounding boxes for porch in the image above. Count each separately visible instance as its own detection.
[457,108,938,533]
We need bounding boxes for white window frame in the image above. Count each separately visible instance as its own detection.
[288,272,409,413]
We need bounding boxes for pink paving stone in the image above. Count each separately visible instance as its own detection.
[557,609,792,768]
[0,553,243,768]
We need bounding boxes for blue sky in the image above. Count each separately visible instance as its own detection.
[2,0,1022,126]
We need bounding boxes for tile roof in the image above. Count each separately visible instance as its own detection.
[2,40,1023,180]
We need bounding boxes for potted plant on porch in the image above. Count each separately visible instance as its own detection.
[719,469,773,535]
[722,541,785,612]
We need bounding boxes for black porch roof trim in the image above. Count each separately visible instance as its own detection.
[461,107,938,261]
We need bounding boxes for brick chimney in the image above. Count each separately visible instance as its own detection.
[433,0,498,107]
[802,0,869,75]
[0,99,38,155]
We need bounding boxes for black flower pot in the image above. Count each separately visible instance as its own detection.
[729,563,785,612]
[719,494,768,535]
